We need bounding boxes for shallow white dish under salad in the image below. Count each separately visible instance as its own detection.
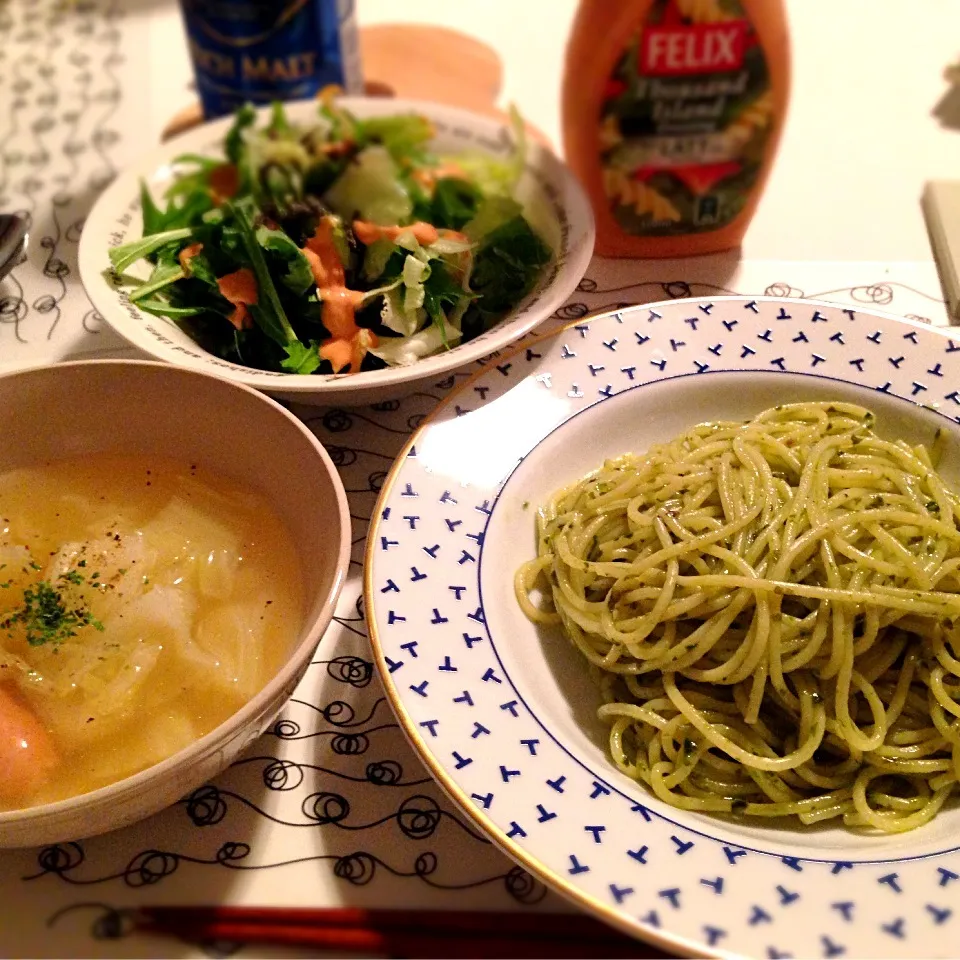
[78,97,594,405]
[365,296,960,959]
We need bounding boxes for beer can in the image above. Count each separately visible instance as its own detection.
[179,0,363,120]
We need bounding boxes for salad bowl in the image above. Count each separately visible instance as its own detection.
[78,97,595,405]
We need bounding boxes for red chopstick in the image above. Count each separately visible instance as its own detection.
[133,906,674,958]
[136,905,631,938]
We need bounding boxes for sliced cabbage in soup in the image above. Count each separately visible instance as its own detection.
[0,455,304,809]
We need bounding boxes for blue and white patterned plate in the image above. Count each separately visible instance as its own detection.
[364,297,960,959]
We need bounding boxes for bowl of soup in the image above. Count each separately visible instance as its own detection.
[0,359,350,847]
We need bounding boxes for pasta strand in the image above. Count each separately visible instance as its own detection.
[517,402,960,832]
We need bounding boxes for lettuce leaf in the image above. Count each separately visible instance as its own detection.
[368,320,463,367]
[379,259,429,336]
[362,237,398,281]
[379,287,415,336]
[356,113,434,167]
[445,104,527,197]
[323,146,413,224]
[402,254,430,315]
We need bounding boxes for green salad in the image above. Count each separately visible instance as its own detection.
[108,97,553,375]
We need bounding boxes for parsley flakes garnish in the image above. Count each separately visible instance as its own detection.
[1,568,105,647]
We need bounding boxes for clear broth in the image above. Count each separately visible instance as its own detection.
[0,454,304,809]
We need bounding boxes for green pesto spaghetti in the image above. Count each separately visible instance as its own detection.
[515,401,960,833]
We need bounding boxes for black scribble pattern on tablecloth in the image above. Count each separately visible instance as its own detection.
[282,693,388,728]
[23,265,952,957]
[174,783,492,845]
[0,13,942,946]
[0,0,131,358]
[231,751,434,789]
[802,282,945,308]
[568,275,947,328]
[35,850,545,907]
[313,653,375,685]
[30,616,547,944]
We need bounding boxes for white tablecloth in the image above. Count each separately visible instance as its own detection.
[0,1,956,956]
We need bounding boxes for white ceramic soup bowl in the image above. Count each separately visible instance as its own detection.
[0,359,350,847]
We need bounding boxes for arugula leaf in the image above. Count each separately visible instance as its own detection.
[161,195,215,236]
[165,165,217,203]
[256,223,314,294]
[405,172,434,224]
[228,197,299,348]
[139,180,167,236]
[283,339,322,374]
[262,162,304,213]
[129,261,186,302]
[423,260,474,347]
[170,153,224,171]
[135,299,209,318]
[108,227,193,274]
[139,181,213,237]
[266,100,294,139]
[432,178,482,231]
[181,248,219,287]
[218,220,247,264]
[225,102,257,165]
[304,157,348,198]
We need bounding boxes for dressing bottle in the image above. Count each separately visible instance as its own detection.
[562,0,790,258]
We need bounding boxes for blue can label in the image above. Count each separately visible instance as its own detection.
[180,0,362,119]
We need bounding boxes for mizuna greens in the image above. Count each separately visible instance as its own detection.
[108,98,553,375]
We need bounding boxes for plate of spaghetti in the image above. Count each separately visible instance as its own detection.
[365,297,960,959]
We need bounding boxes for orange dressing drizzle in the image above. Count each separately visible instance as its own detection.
[353,220,440,247]
[303,217,376,373]
[216,267,258,330]
[209,163,240,205]
[178,242,203,276]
